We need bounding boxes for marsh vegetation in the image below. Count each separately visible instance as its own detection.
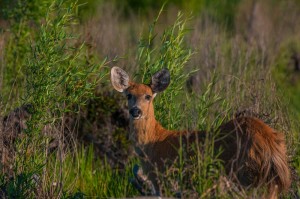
[0,0,300,198]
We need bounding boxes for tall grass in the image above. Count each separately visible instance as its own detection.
[50,145,138,198]
[1,0,107,197]
[137,9,193,129]
[154,78,230,198]
[0,0,53,109]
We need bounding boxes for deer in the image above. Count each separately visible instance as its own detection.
[110,66,291,198]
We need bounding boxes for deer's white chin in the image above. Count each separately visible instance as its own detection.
[131,115,144,120]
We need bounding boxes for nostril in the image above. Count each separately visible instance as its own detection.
[133,109,140,116]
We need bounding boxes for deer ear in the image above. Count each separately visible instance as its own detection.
[150,68,170,93]
[111,67,130,92]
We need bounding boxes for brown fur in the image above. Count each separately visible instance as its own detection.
[111,67,291,197]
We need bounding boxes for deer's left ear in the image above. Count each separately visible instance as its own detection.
[150,68,170,93]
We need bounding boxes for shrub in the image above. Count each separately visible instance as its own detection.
[1,0,107,197]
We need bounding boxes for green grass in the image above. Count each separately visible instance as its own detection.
[47,145,138,198]
[273,39,300,196]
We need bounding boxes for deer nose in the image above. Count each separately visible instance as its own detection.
[129,107,142,119]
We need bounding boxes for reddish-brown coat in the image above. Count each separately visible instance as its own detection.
[136,116,290,194]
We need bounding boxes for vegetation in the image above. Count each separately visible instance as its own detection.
[0,0,300,198]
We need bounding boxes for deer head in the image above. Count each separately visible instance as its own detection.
[111,66,170,144]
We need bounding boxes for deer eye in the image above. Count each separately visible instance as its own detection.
[127,94,132,100]
[145,95,152,101]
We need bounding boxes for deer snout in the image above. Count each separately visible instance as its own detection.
[129,107,142,119]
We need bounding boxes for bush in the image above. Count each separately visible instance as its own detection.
[1,0,107,197]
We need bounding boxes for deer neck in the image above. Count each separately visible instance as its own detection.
[130,110,166,146]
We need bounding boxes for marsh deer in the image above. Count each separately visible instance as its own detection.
[111,66,291,197]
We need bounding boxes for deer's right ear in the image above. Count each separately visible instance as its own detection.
[111,67,130,92]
